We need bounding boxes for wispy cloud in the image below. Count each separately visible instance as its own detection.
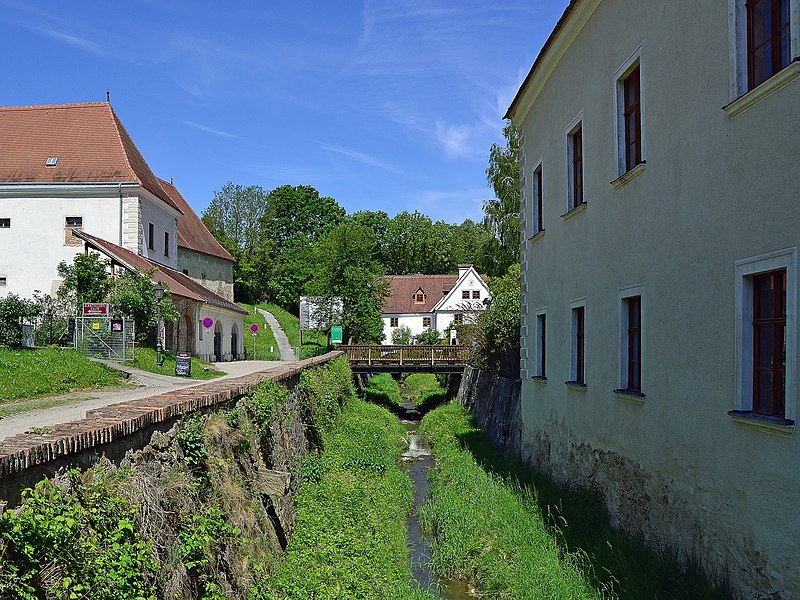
[317,142,399,172]
[410,188,487,223]
[23,24,107,56]
[185,121,237,138]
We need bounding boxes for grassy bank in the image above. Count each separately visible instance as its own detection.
[261,398,431,599]
[0,348,126,401]
[363,373,402,408]
[240,304,281,361]
[402,373,446,411]
[419,404,728,599]
[131,347,223,380]
[257,303,330,359]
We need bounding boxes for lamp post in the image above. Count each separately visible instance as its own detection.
[155,282,165,367]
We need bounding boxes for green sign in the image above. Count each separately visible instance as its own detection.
[330,325,343,345]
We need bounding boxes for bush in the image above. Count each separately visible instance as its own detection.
[0,294,37,347]
[470,263,521,376]
[414,328,442,345]
[391,325,412,345]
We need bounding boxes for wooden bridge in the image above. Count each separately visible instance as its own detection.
[339,345,470,374]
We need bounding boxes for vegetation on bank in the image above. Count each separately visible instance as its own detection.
[240,304,280,361]
[131,347,223,380]
[362,373,402,408]
[0,357,355,599]
[419,404,728,599]
[402,373,446,411]
[259,399,431,599]
[257,302,329,359]
[0,348,126,402]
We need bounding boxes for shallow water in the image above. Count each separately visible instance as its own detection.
[402,431,475,599]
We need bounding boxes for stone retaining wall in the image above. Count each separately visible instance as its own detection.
[0,351,342,504]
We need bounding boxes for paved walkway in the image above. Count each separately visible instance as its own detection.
[257,308,298,361]
[0,359,282,441]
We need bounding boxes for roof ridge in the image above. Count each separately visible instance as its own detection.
[106,104,142,187]
[0,102,108,111]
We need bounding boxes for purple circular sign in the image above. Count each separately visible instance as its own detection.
[202,317,214,329]
[250,324,259,333]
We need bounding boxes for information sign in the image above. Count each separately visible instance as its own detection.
[83,303,109,316]
[111,319,124,333]
[202,317,214,329]
[330,325,343,345]
[250,324,259,333]
[175,352,192,377]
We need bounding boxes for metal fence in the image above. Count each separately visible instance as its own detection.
[73,315,135,362]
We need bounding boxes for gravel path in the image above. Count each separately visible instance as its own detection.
[0,359,282,441]
[256,308,298,361]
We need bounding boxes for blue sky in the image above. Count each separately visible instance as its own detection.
[2,1,567,223]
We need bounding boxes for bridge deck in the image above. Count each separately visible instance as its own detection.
[340,345,469,373]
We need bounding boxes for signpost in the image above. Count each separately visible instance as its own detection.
[250,323,259,359]
[330,325,343,345]
[175,352,191,377]
[82,303,109,316]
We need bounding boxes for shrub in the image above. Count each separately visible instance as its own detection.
[0,294,37,347]
[391,324,413,345]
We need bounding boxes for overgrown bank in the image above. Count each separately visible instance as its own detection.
[419,404,728,599]
[0,357,354,599]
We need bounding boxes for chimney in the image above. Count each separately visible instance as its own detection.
[458,264,473,278]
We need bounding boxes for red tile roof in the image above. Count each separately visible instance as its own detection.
[75,230,247,315]
[157,178,235,262]
[0,102,181,214]
[382,275,460,314]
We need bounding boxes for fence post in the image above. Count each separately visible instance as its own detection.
[431,346,434,366]
[368,347,372,366]
[400,347,403,366]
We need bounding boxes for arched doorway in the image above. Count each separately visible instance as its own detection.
[213,321,223,362]
[230,323,239,361]
[178,312,194,354]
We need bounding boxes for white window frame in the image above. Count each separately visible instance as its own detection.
[530,155,544,237]
[564,111,585,212]
[618,284,646,394]
[726,0,800,111]
[734,247,798,421]
[569,297,587,384]
[612,44,646,179]
[535,307,547,378]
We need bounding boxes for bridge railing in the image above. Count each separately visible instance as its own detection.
[340,345,469,366]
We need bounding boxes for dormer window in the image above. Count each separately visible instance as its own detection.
[414,289,426,304]
[45,157,58,167]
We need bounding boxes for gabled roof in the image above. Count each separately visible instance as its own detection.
[431,265,491,312]
[74,230,247,315]
[157,178,235,263]
[382,271,489,315]
[0,102,181,214]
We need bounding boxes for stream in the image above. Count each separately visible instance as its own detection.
[400,419,474,599]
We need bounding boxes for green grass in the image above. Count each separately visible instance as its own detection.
[0,348,127,402]
[131,347,223,380]
[239,304,281,361]
[419,404,729,599]
[258,302,330,359]
[260,398,432,599]
[363,373,402,408]
[402,373,447,410]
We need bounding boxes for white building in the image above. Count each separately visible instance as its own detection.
[0,102,245,361]
[509,1,799,597]
[381,265,490,344]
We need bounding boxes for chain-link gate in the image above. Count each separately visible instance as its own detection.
[73,315,135,361]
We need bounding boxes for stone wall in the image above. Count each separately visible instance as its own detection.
[0,351,342,506]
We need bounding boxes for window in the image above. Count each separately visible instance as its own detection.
[164,232,170,257]
[752,270,786,416]
[390,317,399,328]
[533,163,543,234]
[535,310,546,378]
[622,66,642,171]
[148,223,155,250]
[0,218,9,228]
[747,0,792,89]
[454,313,463,325]
[415,290,426,303]
[423,316,431,328]
[565,115,585,212]
[64,216,83,246]
[462,290,470,299]
[472,290,480,299]
[182,269,189,275]
[198,321,203,341]
[624,296,642,392]
[0,277,6,287]
[734,248,797,425]
[569,300,587,385]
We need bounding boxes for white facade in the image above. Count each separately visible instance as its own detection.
[511,1,799,597]
[0,184,178,298]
